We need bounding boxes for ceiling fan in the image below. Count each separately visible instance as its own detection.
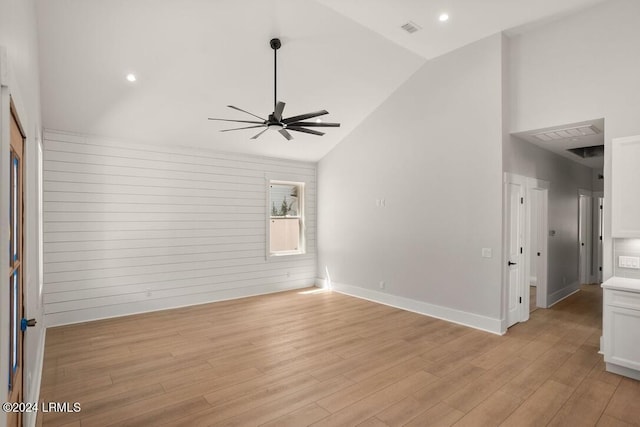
[208,38,340,141]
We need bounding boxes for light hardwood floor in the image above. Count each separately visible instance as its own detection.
[38,285,640,426]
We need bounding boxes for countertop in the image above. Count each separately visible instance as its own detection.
[602,276,640,293]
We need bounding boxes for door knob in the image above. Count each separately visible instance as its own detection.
[20,318,37,331]
[508,261,517,266]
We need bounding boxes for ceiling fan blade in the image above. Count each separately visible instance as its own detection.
[282,110,328,124]
[287,126,325,136]
[274,102,286,122]
[208,118,265,124]
[279,129,293,140]
[220,125,266,133]
[250,128,269,140]
[286,121,340,128]
[227,105,267,121]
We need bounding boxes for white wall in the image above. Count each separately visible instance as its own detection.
[504,136,593,303]
[509,0,640,281]
[317,34,505,333]
[42,131,316,326]
[0,1,44,425]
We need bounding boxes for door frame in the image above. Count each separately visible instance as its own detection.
[7,97,26,427]
[594,193,604,283]
[527,182,550,309]
[1,48,14,423]
[503,173,550,330]
[578,189,593,285]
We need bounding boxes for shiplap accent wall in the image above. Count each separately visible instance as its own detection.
[43,131,316,326]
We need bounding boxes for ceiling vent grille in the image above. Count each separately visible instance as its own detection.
[401,21,422,34]
[532,124,601,142]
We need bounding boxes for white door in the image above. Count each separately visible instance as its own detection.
[578,193,592,285]
[531,187,549,308]
[506,181,525,327]
[597,197,604,283]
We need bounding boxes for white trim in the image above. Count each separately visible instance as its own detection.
[265,177,308,261]
[547,282,581,307]
[23,329,45,427]
[0,46,11,415]
[316,279,503,335]
[605,362,640,381]
[0,47,7,86]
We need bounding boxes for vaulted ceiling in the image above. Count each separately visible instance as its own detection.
[36,0,607,161]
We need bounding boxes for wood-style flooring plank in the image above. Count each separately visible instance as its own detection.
[602,378,640,425]
[500,379,574,427]
[36,285,640,427]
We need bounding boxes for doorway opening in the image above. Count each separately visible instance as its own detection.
[507,118,605,331]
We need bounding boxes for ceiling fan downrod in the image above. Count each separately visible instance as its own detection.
[270,38,281,115]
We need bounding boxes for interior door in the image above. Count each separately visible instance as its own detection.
[597,197,604,283]
[7,108,25,427]
[506,181,524,327]
[578,194,592,285]
[532,187,549,309]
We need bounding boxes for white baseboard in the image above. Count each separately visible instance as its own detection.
[547,282,581,307]
[24,328,46,427]
[605,362,640,381]
[45,282,311,327]
[315,278,503,335]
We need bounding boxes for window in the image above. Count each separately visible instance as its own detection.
[269,181,305,256]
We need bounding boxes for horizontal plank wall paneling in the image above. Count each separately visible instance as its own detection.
[42,131,317,326]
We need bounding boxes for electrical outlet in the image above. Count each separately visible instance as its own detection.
[146,289,152,297]
[481,248,492,258]
[379,281,385,289]
[619,256,640,269]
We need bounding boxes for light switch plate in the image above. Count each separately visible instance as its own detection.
[619,255,640,269]
[482,248,492,258]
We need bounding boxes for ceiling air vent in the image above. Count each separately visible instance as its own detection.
[401,21,422,34]
[532,124,601,142]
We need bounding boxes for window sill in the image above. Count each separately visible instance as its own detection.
[269,250,306,258]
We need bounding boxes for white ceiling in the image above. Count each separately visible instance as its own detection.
[36,0,608,162]
[513,118,605,169]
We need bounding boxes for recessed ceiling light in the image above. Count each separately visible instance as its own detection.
[439,13,449,22]
[126,73,137,82]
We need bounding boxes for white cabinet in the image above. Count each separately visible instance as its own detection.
[612,135,640,237]
[602,278,640,380]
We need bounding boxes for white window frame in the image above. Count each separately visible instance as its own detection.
[267,179,306,258]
